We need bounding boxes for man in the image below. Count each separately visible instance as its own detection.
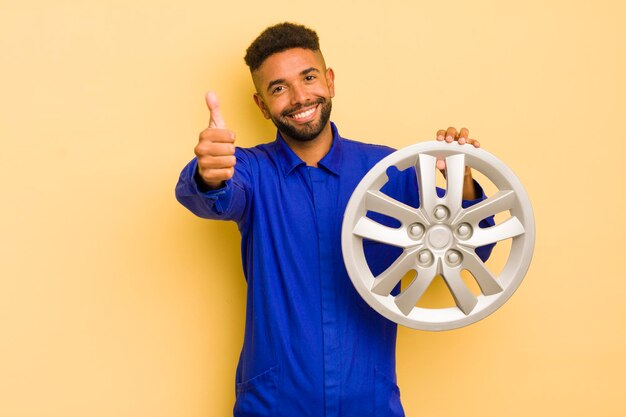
[176,22,491,417]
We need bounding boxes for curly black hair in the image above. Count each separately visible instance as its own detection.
[244,22,320,71]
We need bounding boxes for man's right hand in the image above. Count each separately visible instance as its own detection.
[194,91,237,190]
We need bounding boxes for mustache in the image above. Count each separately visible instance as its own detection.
[281,97,326,117]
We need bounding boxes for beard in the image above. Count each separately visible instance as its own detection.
[270,97,333,142]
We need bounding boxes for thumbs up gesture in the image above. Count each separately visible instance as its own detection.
[194,92,237,190]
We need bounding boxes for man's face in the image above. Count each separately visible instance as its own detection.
[252,48,335,142]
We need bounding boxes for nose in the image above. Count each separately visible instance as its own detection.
[290,83,309,106]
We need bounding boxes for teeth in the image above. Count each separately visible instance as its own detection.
[292,106,316,119]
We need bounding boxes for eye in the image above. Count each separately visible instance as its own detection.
[304,75,316,81]
[271,85,285,94]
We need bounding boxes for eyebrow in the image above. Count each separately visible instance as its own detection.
[266,67,321,92]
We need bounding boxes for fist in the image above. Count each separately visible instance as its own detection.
[194,91,236,190]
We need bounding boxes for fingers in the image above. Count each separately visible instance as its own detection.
[195,129,237,182]
[435,126,480,148]
[445,126,457,143]
[435,126,479,171]
[458,127,469,144]
[466,137,480,148]
[198,127,235,145]
[196,154,237,172]
[198,167,235,185]
[195,138,236,187]
[206,91,226,129]
[195,139,236,158]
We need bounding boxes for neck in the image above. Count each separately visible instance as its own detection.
[281,122,333,167]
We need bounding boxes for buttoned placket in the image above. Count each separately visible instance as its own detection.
[305,165,341,417]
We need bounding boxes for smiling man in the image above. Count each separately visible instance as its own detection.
[251,48,334,145]
[175,22,490,417]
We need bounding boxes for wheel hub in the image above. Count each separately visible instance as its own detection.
[426,226,452,249]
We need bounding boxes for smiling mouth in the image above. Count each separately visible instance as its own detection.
[291,106,316,119]
[286,103,320,122]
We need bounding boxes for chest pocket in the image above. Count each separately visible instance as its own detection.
[234,365,279,417]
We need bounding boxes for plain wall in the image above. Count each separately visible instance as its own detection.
[1,0,624,416]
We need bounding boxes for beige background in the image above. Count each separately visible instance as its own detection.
[1,0,624,416]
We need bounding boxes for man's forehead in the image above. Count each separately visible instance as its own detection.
[252,48,326,86]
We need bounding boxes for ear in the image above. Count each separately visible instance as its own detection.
[326,67,335,98]
[253,93,271,119]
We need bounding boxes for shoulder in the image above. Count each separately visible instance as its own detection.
[340,136,397,166]
[233,140,282,174]
[342,137,396,156]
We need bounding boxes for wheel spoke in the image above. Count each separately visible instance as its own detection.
[371,248,420,296]
[443,154,465,216]
[352,216,418,248]
[453,190,516,225]
[415,154,439,212]
[457,246,503,295]
[460,216,525,248]
[441,263,478,315]
[365,190,427,226]
[394,261,438,316]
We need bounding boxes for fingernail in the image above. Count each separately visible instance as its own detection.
[437,135,444,141]
[446,136,453,142]
[458,137,466,144]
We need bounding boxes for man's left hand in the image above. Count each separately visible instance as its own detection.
[435,126,480,200]
[435,126,480,170]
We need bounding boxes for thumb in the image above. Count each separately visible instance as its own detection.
[205,91,226,129]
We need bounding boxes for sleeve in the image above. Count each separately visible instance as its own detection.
[174,148,253,225]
